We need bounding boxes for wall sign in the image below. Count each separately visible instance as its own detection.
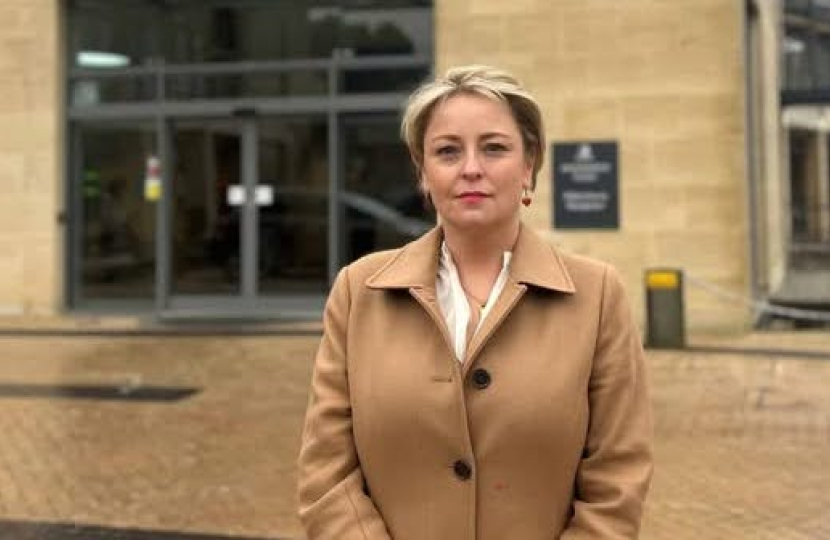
[553,141,619,229]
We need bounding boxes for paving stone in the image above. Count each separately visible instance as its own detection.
[0,332,827,538]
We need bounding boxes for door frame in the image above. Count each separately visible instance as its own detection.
[158,116,264,318]
[69,94,413,319]
[158,113,336,320]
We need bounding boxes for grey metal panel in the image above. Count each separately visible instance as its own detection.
[155,64,170,313]
[242,119,258,300]
[68,56,429,78]
[68,124,83,307]
[156,117,172,312]
[328,64,340,284]
[337,55,430,70]
[68,94,410,120]
[161,295,325,321]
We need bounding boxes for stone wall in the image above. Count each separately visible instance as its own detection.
[437,0,751,332]
[0,0,62,315]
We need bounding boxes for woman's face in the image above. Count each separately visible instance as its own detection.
[421,93,533,235]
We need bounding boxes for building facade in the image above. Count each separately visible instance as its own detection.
[0,0,825,333]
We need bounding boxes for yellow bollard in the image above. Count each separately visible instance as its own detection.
[645,268,685,349]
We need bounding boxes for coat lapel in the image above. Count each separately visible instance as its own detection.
[365,224,578,370]
[365,227,456,357]
[365,226,443,291]
[462,225,577,371]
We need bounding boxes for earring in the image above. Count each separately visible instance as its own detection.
[521,188,532,207]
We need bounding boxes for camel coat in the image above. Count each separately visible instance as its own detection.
[297,225,652,539]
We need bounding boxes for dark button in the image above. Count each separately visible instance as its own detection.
[471,368,491,389]
[453,459,472,480]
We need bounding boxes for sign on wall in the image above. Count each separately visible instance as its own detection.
[552,141,619,229]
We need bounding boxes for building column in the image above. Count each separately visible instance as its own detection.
[0,0,62,315]
[752,0,786,292]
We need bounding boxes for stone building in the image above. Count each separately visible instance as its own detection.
[0,0,826,333]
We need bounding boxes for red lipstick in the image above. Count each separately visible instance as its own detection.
[458,191,488,203]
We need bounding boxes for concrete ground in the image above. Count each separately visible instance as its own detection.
[0,328,828,539]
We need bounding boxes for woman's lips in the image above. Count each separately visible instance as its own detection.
[458,192,488,202]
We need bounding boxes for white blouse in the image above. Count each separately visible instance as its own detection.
[436,242,513,362]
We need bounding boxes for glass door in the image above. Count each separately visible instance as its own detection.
[167,118,246,302]
[256,116,329,301]
[161,115,330,317]
[159,113,430,318]
[339,114,434,261]
[72,121,158,306]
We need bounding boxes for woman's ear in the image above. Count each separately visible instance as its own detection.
[418,170,429,194]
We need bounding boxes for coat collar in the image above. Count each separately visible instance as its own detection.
[366,224,576,294]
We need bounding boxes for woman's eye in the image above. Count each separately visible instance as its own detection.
[436,146,459,157]
[484,143,508,153]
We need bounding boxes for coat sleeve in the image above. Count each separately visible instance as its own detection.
[297,266,392,540]
[560,265,653,540]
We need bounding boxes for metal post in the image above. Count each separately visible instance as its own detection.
[645,268,686,349]
[327,51,342,284]
[69,124,83,307]
[155,60,170,313]
[242,119,258,299]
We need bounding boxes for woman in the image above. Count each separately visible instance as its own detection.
[297,65,652,539]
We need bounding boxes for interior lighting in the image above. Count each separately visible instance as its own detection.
[77,51,131,68]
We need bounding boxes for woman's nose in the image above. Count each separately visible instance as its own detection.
[461,150,483,179]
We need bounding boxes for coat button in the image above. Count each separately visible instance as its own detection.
[471,368,491,389]
[453,459,472,480]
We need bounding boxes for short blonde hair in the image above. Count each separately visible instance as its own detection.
[401,65,545,189]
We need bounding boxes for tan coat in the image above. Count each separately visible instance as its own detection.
[297,225,653,539]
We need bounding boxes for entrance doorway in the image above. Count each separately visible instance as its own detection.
[156,112,431,319]
[70,109,433,319]
[163,115,329,317]
[65,0,434,319]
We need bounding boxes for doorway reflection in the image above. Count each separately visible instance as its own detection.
[170,119,242,296]
[257,117,329,296]
[340,114,433,263]
[78,122,157,301]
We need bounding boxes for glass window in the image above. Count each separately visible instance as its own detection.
[257,116,331,296]
[785,0,812,15]
[341,114,434,262]
[784,24,813,91]
[815,33,830,87]
[77,122,157,301]
[68,1,432,104]
[68,1,432,67]
[789,129,811,242]
[783,0,830,94]
[813,0,830,21]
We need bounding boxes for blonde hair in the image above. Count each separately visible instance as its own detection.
[401,65,545,189]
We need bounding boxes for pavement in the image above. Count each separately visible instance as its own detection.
[0,326,828,539]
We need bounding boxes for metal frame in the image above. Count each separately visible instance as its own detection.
[159,117,248,314]
[67,56,431,318]
[68,123,83,308]
[68,55,429,79]
[328,59,342,284]
[156,117,171,313]
[68,94,411,120]
[241,119,259,299]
